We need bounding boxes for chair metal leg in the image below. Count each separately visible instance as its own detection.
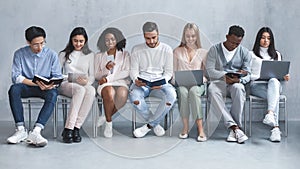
[62,99,67,126]
[132,109,136,137]
[243,101,246,134]
[249,97,253,137]
[284,98,288,137]
[28,100,32,131]
[53,101,58,138]
[164,114,168,130]
[92,99,97,138]
[169,108,173,137]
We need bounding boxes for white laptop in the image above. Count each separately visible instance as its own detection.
[174,70,203,87]
[259,60,290,80]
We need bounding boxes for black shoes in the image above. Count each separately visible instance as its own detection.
[62,128,73,143]
[61,128,82,143]
[72,127,82,143]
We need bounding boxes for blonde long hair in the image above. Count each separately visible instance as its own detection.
[179,23,202,48]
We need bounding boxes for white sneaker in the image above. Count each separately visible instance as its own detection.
[7,128,28,144]
[227,130,237,142]
[133,124,151,138]
[104,121,113,138]
[26,131,48,147]
[153,124,165,137]
[235,129,248,143]
[270,128,281,142]
[97,115,106,127]
[263,113,276,127]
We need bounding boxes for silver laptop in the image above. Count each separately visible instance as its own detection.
[259,60,290,80]
[174,70,203,87]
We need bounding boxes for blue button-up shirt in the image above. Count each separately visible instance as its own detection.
[11,46,62,84]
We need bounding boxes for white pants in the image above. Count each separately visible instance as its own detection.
[59,82,95,129]
[250,78,282,126]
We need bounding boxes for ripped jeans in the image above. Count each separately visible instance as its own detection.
[129,83,177,127]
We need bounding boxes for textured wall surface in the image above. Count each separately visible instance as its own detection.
[0,0,299,121]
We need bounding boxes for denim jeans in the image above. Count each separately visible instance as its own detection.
[250,78,282,126]
[8,83,58,129]
[129,83,177,127]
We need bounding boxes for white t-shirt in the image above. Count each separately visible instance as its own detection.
[222,43,237,62]
[130,42,173,82]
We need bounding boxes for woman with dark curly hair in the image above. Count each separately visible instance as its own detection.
[94,27,130,138]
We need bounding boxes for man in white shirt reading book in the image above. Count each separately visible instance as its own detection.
[7,26,62,147]
[130,21,177,138]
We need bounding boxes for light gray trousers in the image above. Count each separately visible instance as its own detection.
[208,81,246,128]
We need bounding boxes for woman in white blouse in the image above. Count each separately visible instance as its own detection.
[59,27,95,143]
[250,27,290,142]
[173,23,208,142]
[94,27,130,138]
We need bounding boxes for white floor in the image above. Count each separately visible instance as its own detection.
[0,118,299,169]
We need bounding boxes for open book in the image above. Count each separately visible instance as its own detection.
[32,75,63,85]
[137,77,166,87]
[226,71,246,78]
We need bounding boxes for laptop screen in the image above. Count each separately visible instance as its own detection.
[259,60,290,80]
[174,70,203,87]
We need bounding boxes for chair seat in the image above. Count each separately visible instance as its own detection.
[249,94,288,137]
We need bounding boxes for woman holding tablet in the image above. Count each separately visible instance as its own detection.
[59,27,95,143]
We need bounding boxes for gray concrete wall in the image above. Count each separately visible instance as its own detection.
[0,0,299,121]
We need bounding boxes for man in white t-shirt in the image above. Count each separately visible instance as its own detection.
[130,21,177,138]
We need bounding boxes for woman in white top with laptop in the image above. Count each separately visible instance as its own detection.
[173,23,208,142]
[250,27,290,142]
[94,27,130,138]
[59,27,95,143]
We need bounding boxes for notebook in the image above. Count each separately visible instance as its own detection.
[259,60,290,80]
[174,70,203,87]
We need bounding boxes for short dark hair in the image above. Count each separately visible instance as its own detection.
[25,26,46,42]
[228,25,245,37]
[142,22,159,34]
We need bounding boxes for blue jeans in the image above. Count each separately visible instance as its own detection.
[8,83,58,129]
[129,83,177,127]
[250,78,282,126]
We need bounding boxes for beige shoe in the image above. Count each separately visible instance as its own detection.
[178,133,188,139]
[197,135,207,142]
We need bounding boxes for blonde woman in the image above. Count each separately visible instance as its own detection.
[173,23,208,142]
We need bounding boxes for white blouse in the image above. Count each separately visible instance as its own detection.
[250,47,282,81]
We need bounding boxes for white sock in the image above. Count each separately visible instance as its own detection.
[33,126,42,133]
[17,126,25,131]
[106,121,112,126]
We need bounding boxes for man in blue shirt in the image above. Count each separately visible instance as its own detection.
[7,26,62,147]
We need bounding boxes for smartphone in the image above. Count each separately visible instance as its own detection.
[107,55,115,62]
